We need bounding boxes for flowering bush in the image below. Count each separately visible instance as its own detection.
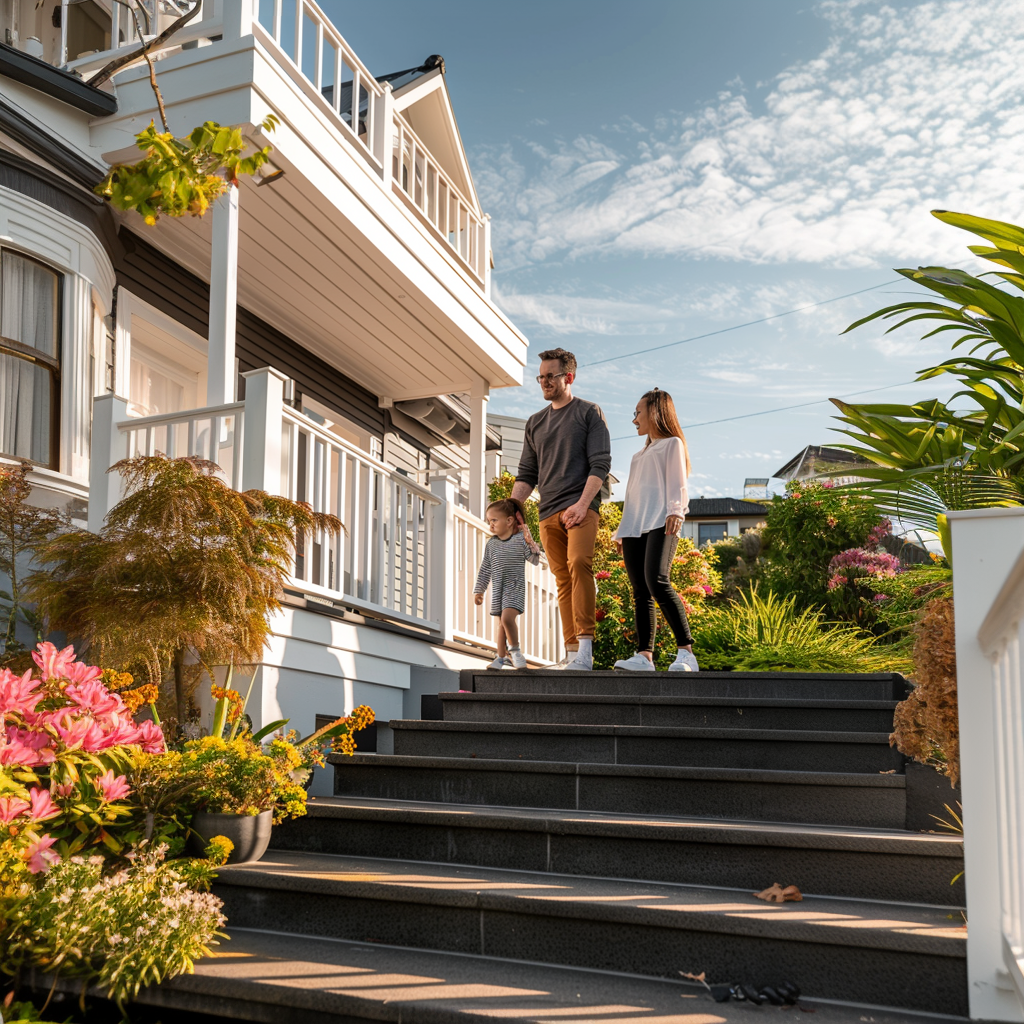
[3,844,225,1009]
[0,643,166,881]
[759,481,890,611]
[592,504,721,669]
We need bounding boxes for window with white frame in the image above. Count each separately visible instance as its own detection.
[0,249,61,467]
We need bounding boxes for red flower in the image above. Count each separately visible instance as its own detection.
[595,570,611,581]
[595,608,606,622]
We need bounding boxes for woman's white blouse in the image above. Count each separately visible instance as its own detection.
[615,436,690,539]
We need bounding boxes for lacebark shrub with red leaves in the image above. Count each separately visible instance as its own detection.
[891,596,959,786]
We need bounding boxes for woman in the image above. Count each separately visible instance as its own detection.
[613,389,699,672]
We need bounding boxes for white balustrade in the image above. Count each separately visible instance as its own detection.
[393,113,488,283]
[451,507,563,665]
[252,0,382,163]
[88,371,560,663]
[279,406,438,628]
[948,508,1024,1022]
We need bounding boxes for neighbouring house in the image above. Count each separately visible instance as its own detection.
[773,444,871,485]
[0,0,564,787]
[683,497,770,547]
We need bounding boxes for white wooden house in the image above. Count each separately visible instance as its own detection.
[0,0,562,778]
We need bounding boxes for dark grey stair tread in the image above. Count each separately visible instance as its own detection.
[277,796,964,906]
[218,851,964,956]
[301,795,960,858]
[389,720,897,744]
[462,669,908,701]
[385,722,905,774]
[442,692,902,708]
[330,753,907,827]
[333,752,906,786]
[130,927,969,1024]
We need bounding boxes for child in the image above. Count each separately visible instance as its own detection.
[474,498,541,669]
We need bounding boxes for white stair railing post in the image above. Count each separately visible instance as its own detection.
[948,507,1024,1023]
[428,473,457,642]
[373,82,395,187]
[88,394,129,534]
[241,368,286,494]
[219,0,255,41]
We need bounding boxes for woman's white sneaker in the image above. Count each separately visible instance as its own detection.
[668,650,700,672]
[614,654,656,672]
[488,655,511,670]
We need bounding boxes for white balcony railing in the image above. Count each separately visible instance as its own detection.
[393,113,488,283]
[88,370,561,664]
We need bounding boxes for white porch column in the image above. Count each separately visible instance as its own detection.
[88,394,129,534]
[947,507,1024,1023]
[219,0,256,40]
[241,367,286,494]
[428,473,457,641]
[483,214,492,299]
[468,378,488,519]
[207,187,239,405]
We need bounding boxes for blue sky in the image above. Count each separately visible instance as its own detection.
[324,0,1024,498]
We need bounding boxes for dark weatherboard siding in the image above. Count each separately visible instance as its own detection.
[113,230,385,441]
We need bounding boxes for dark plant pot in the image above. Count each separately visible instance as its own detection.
[905,761,962,832]
[187,809,273,864]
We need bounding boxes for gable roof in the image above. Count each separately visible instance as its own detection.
[688,498,771,518]
[773,445,869,481]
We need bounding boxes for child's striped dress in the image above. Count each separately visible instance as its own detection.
[474,533,541,615]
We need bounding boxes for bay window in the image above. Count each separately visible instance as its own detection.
[0,250,60,467]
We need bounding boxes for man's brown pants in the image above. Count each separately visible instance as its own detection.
[539,508,600,647]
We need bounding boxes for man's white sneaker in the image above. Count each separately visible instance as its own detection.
[549,651,578,670]
[668,650,700,672]
[564,652,593,671]
[509,649,528,670]
[488,655,511,670]
[614,654,656,672]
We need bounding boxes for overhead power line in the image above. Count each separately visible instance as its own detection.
[610,379,918,441]
[583,279,902,369]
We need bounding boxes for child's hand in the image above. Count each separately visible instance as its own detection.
[474,593,484,606]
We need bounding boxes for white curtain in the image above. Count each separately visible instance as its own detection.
[1,253,57,356]
[0,252,58,464]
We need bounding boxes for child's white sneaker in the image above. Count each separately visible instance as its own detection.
[488,655,511,670]
[614,654,656,672]
[508,648,528,670]
[668,650,700,672]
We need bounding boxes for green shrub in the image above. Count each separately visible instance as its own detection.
[759,482,887,611]
[690,587,908,673]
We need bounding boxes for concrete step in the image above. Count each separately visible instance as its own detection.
[213,851,968,1016]
[462,669,910,702]
[440,691,900,731]
[388,720,906,774]
[273,796,965,906]
[117,927,970,1024]
[331,753,908,828]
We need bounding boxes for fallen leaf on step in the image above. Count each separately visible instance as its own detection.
[679,971,712,993]
[879,769,896,774]
[755,883,803,903]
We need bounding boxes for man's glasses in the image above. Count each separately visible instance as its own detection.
[536,373,567,384]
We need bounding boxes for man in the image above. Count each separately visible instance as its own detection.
[512,348,611,671]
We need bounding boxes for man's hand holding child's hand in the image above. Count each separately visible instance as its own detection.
[474,593,484,606]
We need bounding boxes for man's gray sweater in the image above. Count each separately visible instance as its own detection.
[516,398,612,521]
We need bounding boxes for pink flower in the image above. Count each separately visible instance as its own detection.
[24,834,60,874]
[595,571,611,581]
[137,719,166,753]
[0,668,42,716]
[65,679,124,716]
[26,787,60,822]
[31,641,78,681]
[96,770,131,803]
[0,796,30,822]
[54,717,108,753]
[99,718,143,749]
[703,585,713,595]
[50,780,75,799]
[0,728,57,767]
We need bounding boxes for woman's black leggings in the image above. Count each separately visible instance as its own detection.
[620,529,693,650]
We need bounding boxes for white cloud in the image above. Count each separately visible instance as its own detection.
[476,0,1024,270]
